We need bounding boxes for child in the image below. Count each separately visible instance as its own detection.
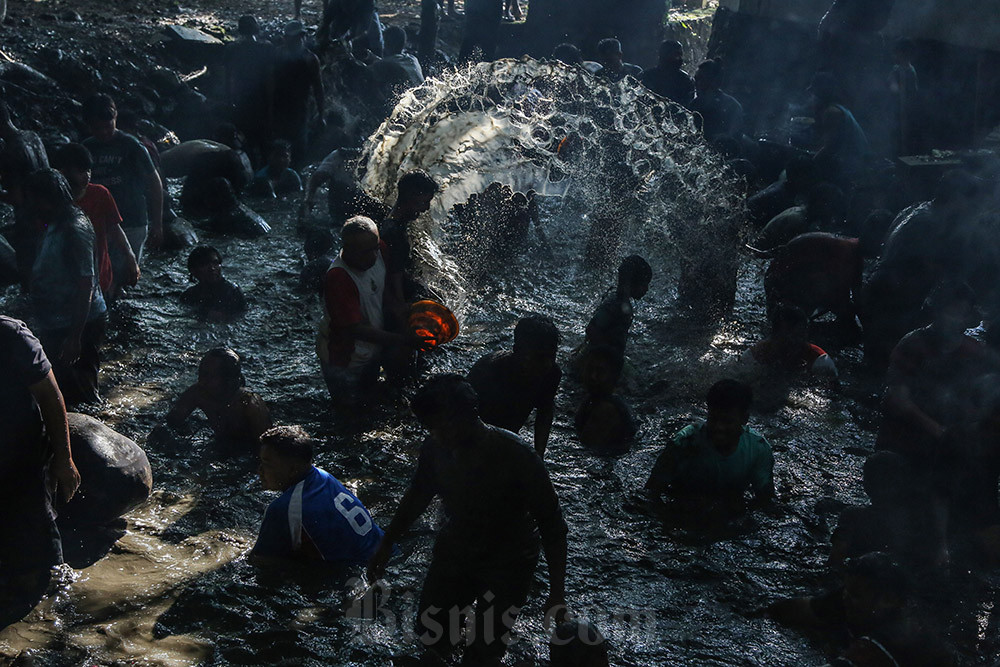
[166,347,272,445]
[180,246,247,321]
[575,345,637,455]
[576,255,652,381]
[251,139,302,197]
[744,304,838,377]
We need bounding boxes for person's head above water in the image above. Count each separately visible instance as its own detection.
[257,425,315,491]
[550,619,610,667]
[82,94,118,142]
[411,373,480,436]
[198,347,245,396]
[705,379,752,456]
[394,169,439,219]
[513,314,560,373]
[24,168,76,220]
[340,216,381,271]
[552,43,583,66]
[51,143,93,196]
[618,255,652,298]
[187,245,225,284]
[597,38,623,69]
[383,25,407,56]
[238,14,260,38]
[658,40,684,68]
[268,139,293,173]
[695,59,723,93]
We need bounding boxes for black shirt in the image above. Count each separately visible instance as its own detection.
[0,317,52,468]
[467,351,561,433]
[640,66,695,107]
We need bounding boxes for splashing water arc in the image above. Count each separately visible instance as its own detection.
[360,57,747,310]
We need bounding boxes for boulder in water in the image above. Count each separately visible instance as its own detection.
[162,216,200,250]
[212,202,271,238]
[160,139,231,179]
[58,413,153,526]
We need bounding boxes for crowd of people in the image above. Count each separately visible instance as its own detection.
[3,0,1000,664]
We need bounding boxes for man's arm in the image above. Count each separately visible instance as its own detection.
[527,455,568,613]
[62,276,94,364]
[165,385,200,432]
[29,371,80,502]
[366,479,435,580]
[644,445,678,500]
[534,403,554,457]
[108,222,140,286]
[145,169,164,250]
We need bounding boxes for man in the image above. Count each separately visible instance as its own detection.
[224,15,275,165]
[81,94,163,262]
[0,316,81,620]
[807,72,869,187]
[367,26,425,104]
[367,374,568,665]
[594,38,643,83]
[380,170,439,307]
[640,40,695,107]
[51,143,140,299]
[317,216,431,404]
[690,60,744,143]
[467,315,562,457]
[645,379,774,510]
[459,0,502,62]
[0,99,49,289]
[318,0,384,58]
[273,21,325,168]
[252,425,384,564]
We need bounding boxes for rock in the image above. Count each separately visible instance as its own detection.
[58,413,153,526]
[162,216,199,250]
[212,202,271,238]
[0,232,17,286]
[162,24,225,67]
[60,9,82,22]
[159,139,231,178]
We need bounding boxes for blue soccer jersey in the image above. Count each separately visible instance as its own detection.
[252,466,384,564]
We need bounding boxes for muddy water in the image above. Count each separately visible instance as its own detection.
[3,68,1000,666]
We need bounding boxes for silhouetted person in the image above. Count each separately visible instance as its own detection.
[318,0,384,57]
[273,21,325,168]
[808,72,869,186]
[224,15,275,165]
[640,40,695,107]
[459,0,502,62]
[690,60,743,143]
[595,38,642,83]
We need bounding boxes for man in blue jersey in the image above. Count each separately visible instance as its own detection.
[251,425,383,565]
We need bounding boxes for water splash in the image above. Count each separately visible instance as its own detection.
[360,57,747,314]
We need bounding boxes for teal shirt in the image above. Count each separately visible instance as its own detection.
[647,422,774,499]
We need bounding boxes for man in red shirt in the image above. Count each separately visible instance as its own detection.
[51,143,139,298]
[317,216,431,406]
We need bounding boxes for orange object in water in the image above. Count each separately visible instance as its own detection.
[408,300,459,347]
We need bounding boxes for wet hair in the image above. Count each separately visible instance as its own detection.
[199,347,244,386]
[659,39,684,63]
[550,620,609,667]
[24,168,76,215]
[50,143,93,172]
[82,94,117,122]
[259,425,315,463]
[341,215,379,242]
[269,139,292,156]
[238,15,260,37]
[770,303,807,333]
[304,228,334,258]
[383,26,406,55]
[397,169,439,200]
[862,451,912,505]
[187,245,223,275]
[618,254,652,286]
[411,374,479,425]
[844,551,908,597]
[597,38,622,57]
[706,379,753,412]
[514,314,560,353]
[552,43,583,65]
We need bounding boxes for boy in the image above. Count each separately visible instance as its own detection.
[180,246,248,321]
[575,345,637,454]
[252,425,384,564]
[250,139,303,197]
[581,255,652,363]
[166,347,272,445]
[645,379,774,510]
[51,143,140,299]
[81,94,163,261]
[467,314,561,457]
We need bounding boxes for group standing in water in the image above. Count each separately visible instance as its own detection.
[5,0,1000,665]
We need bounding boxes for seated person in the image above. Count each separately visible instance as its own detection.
[250,140,303,197]
[831,451,949,572]
[645,379,774,511]
[594,38,642,82]
[252,425,385,565]
[467,314,561,457]
[180,246,248,320]
[808,72,870,187]
[166,347,272,444]
[768,552,956,667]
[579,255,652,367]
[550,620,610,667]
[744,304,838,377]
[690,59,744,143]
[640,40,695,108]
[575,345,637,454]
[298,228,336,296]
